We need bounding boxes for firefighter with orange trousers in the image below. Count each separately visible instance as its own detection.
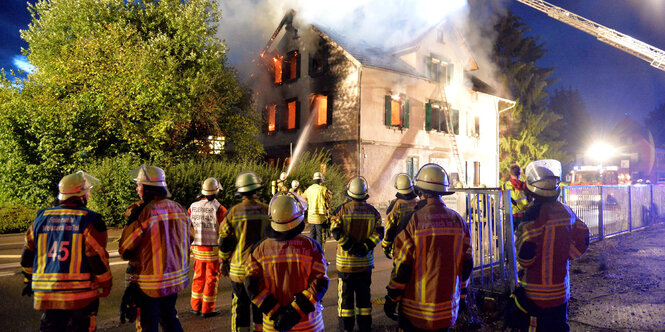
[384,163,473,331]
[331,176,382,332]
[505,160,590,331]
[219,171,270,332]
[245,193,329,331]
[119,165,193,332]
[381,173,418,259]
[189,177,228,317]
[21,171,112,331]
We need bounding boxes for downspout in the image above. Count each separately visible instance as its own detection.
[357,66,363,176]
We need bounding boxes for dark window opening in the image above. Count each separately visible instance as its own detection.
[426,102,458,134]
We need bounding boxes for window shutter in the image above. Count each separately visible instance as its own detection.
[296,52,301,79]
[425,103,432,131]
[295,100,301,130]
[281,58,288,83]
[385,95,391,126]
[404,99,410,128]
[280,103,289,131]
[326,94,333,126]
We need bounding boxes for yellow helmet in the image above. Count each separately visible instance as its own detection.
[131,165,167,187]
[201,177,221,196]
[347,176,369,200]
[235,171,262,193]
[58,171,99,201]
[394,173,414,194]
[269,193,305,232]
[414,163,451,195]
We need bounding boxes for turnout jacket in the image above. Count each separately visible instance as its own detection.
[516,200,590,309]
[503,179,528,216]
[21,202,112,310]
[246,234,329,332]
[330,200,382,273]
[189,198,227,261]
[387,197,473,330]
[302,184,332,224]
[381,193,418,251]
[218,196,269,283]
[119,198,193,298]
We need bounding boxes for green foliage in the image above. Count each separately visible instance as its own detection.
[0,202,38,234]
[83,151,346,227]
[549,87,593,162]
[0,0,263,207]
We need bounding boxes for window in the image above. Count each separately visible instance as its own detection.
[384,95,410,128]
[467,113,479,137]
[407,157,419,179]
[310,94,332,127]
[437,29,445,43]
[266,104,277,132]
[282,50,300,82]
[272,56,283,84]
[425,102,458,134]
[426,55,453,85]
[309,39,328,76]
[208,136,225,154]
[283,98,300,131]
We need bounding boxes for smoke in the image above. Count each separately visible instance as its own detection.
[218,0,481,79]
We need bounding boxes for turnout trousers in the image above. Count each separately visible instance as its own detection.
[231,281,263,332]
[337,271,372,332]
[136,291,183,332]
[40,299,99,332]
[190,245,221,314]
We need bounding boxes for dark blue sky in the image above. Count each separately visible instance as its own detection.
[2,0,664,128]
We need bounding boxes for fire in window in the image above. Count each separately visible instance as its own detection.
[384,95,410,128]
[283,50,300,81]
[311,94,329,126]
[287,100,297,130]
[273,56,283,84]
[267,104,277,132]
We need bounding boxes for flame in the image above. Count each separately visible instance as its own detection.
[391,93,401,101]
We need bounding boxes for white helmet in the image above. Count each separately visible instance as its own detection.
[525,159,562,198]
[279,172,287,181]
[291,180,300,190]
[58,171,99,201]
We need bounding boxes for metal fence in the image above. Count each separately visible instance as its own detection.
[448,184,665,294]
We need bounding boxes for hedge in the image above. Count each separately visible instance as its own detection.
[0,202,38,234]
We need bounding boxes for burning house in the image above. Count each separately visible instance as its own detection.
[256,10,512,208]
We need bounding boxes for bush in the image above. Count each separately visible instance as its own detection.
[0,202,38,234]
[84,151,347,228]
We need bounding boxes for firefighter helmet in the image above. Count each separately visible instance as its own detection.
[291,180,300,190]
[131,165,167,188]
[414,163,452,195]
[279,172,287,181]
[313,172,325,181]
[235,171,262,193]
[269,193,305,232]
[394,173,414,194]
[525,159,562,198]
[347,176,369,200]
[58,171,99,201]
[201,177,221,196]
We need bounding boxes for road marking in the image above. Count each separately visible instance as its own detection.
[0,255,21,258]
[110,261,127,266]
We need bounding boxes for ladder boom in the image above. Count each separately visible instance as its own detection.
[516,0,665,71]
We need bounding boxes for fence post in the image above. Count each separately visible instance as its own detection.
[599,185,604,240]
[650,184,654,225]
[628,185,633,232]
[503,190,518,292]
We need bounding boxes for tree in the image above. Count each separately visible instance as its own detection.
[0,0,263,205]
[492,11,567,177]
[645,103,665,148]
[549,87,593,160]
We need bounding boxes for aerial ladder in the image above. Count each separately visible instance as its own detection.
[516,0,665,72]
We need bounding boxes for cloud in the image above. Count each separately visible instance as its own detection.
[12,55,34,73]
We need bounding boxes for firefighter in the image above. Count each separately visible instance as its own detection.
[20,171,112,332]
[271,172,289,195]
[381,173,418,259]
[189,177,228,317]
[384,163,473,331]
[290,179,303,196]
[505,160,590,331]
[302,172,332,248]
[219,171,269,332]
[245,193,329,331]
[119,165,193,332]
[503,164,529,229]
[330,176,382,332]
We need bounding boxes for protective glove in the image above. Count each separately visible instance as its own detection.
[120,283,139,324]
[349,242,369,257]
[384,296,398,321]
[21,283,33,297]
[220,260,231,277]
[383,245,392,259]
[272,305,302,331]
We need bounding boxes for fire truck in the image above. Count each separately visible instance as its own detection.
[568,165,632,186]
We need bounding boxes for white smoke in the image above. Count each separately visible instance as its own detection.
[218,0,474,79]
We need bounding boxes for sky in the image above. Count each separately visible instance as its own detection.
[1,0,664,129]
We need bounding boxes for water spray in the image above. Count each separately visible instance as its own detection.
[285,99,322,177]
